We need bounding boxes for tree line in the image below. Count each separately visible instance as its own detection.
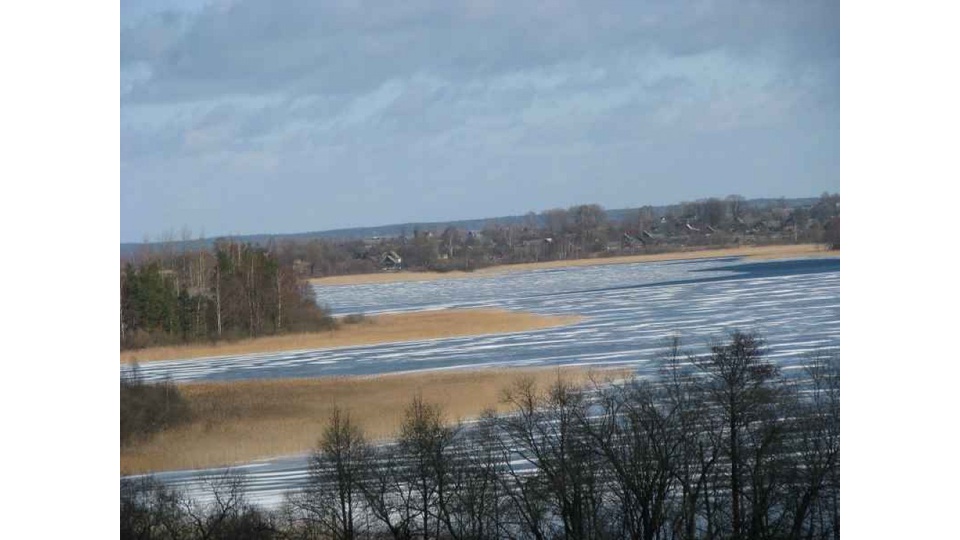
[262,194,841,276]
[122,331,839,540]
[126,194,840,280]
[121,239,334,350]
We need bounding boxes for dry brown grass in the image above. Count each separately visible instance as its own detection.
[121,309,584,364]
[310,244,839,286]
[120,367,628,474]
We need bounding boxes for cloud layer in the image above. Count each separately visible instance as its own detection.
[121,0,839,242]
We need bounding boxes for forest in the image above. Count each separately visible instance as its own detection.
[121,332,839,540]
[120,239,334,350]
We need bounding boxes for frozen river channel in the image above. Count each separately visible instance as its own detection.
[126,255,839,507]
[124,256,840,384]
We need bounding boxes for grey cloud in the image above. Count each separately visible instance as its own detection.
[122,0,838,103]
[121,0,838,242]
[122,44,819,162]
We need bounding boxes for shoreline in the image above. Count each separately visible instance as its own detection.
[310,244,839,286]
[120,309,584,364]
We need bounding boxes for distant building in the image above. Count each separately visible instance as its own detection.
[380,251,402,271]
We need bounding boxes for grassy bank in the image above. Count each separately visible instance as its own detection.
[120,367,627,474]
[121,309,584,363]
[310,244,839,286]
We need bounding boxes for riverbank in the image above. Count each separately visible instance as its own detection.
[310,244,839,286]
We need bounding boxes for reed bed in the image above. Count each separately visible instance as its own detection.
[121,309,583,363]
[121,366,629,474]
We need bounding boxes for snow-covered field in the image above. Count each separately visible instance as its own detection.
[125,255,840,506]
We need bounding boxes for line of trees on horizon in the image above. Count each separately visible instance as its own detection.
[122,331,839,540]
[126,193,840,278]
[120,239,334,350]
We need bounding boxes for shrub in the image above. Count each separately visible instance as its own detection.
[120,366,191,446]
[342,313,367,325]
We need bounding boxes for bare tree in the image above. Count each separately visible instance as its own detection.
[702,198,727,227]
[121,476,189,540]
[215,252,223,338]
[726,195,746,221]
[181,471,276,540]
[783,351,840,540]
[569,204,607,253]
[361,444,418,540]
[659,336,724,540]
[499,375,606,540]
[291,407,371,540]
[397,395,461,540]
[580,377,677,540]
[542,209,569,237]
[694,331,780,540]
[438,410,508,540]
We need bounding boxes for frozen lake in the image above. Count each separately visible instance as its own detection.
[125,256,840,384]
[127,255,839,507]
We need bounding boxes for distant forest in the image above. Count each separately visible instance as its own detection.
[122,194,840,281]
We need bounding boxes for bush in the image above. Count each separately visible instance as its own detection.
[342,313,368,325]
[120,366,191,446]
[121,473,280,540]
[121,476,188,539]
[824,216,840,250]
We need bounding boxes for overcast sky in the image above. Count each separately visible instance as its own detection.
[120,0,839,242]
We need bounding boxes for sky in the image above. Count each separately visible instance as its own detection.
[120,0,839,243]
